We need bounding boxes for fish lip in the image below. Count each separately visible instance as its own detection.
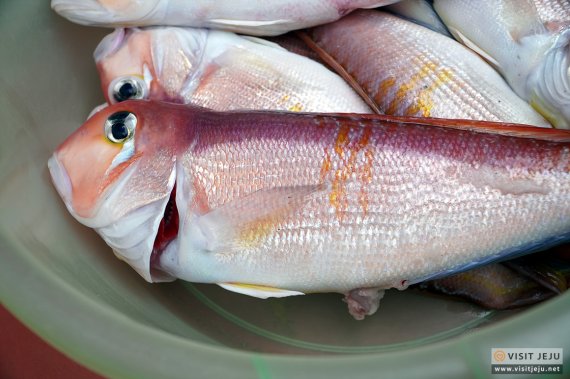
[87,103,109,119]
[48,153,73,207]
[94,28,127,63]
[51,0,111,26]
[52,0,166,27]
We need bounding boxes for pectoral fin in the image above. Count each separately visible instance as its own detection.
[219,283,304,298]
[189,184,325,252]
[208,18,290,28]
[240,35,288,51]
[446,26,502,70]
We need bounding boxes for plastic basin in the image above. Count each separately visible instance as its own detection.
[1,2,568,378]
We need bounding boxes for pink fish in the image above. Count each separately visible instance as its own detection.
[94,27,371,113]
[304,10,552,127]
[48,101,570,319]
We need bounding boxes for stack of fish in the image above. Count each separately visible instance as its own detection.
[49,0,569,319]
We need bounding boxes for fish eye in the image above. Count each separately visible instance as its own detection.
[110,76,146,103]
[105,111,137,143]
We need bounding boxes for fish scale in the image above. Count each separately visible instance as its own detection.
[157,109,569,293]
[534,0,570,28]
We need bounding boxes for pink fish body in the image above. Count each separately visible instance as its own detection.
[306,10,552,127]
[49,101,570,317]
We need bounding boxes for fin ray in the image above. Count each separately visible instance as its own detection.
[219,283,304,298]
[190,184,325,252]
[296,31,383,115]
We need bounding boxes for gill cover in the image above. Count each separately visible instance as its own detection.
[96,27,208,105]
[527,30,570,129]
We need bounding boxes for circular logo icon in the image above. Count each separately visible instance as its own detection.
[494,350,506,362]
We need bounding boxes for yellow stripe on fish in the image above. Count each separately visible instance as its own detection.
[325,122,375,220]
[383,58,454,117]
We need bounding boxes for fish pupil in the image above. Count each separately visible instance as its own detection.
[111,122,129,140]
[117,82,136,101]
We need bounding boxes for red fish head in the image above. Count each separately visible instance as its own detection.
[95,27,207,105]
[48,100,191,281]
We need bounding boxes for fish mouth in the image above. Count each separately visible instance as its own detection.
[52,0,166,27]
[51,0,112,26]
[94,28,127,63]
[149,182,180,278]
[49,152,178,282]
[48,153,73,207]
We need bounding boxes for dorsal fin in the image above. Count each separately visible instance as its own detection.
[387,116,570,142]
[310,113,570,143]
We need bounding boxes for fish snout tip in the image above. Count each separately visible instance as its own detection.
[87,103,109,119]
[48,153,73,209]
[94,28,127,63]
[51,0,110,26]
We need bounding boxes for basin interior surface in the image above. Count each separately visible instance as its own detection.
[1,2,569,379]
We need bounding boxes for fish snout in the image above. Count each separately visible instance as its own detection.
[48,153,73,209]
[94,28,126,63]
[51,0,111,26]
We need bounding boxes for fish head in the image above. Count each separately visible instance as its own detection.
[48,100,188,281]
[527,30,570,129]
[95,27,208,105]
[51,0,164,26]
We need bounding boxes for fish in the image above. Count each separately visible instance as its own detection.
[48,100,570,319]
[419,263,560,310]
[266,33,328,66]
[95,27,372,113]
[303,10,552,128]
[433,0,570,128]
[51,0,398,36]
[420,247,570,309]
